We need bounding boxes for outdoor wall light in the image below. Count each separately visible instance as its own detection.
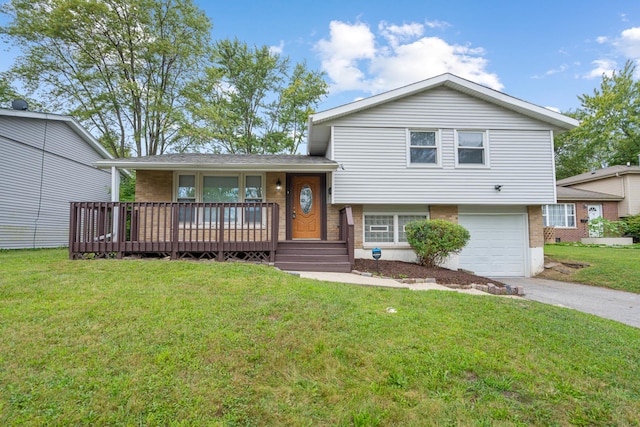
[276,178,282,192]
[494,185,503,191]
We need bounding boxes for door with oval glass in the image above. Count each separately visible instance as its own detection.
[292,175,321,239]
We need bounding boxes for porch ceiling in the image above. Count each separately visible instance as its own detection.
[95,153,339,172]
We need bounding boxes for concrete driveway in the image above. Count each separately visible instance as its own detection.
[495,277,640,329]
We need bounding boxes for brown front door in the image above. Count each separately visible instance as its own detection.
[292,175,322,239]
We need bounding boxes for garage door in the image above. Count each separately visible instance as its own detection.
[458,214,526,277]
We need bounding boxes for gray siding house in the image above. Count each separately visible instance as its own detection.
[0,108,115,249]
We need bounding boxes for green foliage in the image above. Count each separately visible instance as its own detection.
[0,0,212,157]
[623,214,640,240]
[119,173,136,202]
[405,219,470,267]
[182,38,328,154]
[2,248,640,425]
[587,217,627,238]
[555,61,640,179]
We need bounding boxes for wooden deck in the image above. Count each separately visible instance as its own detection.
[69,202,355,270]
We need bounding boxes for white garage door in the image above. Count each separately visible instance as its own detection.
[458,214,526,277]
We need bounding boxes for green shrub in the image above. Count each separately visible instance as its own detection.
[623,215,640,240]
[405,219,470,267]
[587,217,627,238]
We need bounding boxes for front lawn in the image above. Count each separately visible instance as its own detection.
[1,248,640,425]
[542,244,640,293]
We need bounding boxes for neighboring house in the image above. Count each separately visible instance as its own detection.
[0,107,116,249]
[544,165,640,241]
[86,73,577,277]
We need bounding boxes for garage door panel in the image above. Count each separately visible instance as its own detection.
[458,214,526,277]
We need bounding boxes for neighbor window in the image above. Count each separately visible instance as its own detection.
[364,214,428,244]
[542,204,576,228]
[456,131,486,165]
[408,130,438,165]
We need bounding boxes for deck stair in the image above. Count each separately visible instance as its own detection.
[274,241,352,273]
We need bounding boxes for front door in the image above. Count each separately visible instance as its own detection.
[587,204,603,237]
[291,175,322,239]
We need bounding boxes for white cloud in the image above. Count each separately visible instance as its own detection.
[315,21,376,92]
[315,20,503,95]
[533,64,569,79]
[425,19,451,30]
[379,21,424,48]
[269,41,285,55]
[585,59,617,79]
[596,36,608,44]
[616,27,640,59]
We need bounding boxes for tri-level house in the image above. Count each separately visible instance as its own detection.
[69,74,578,277]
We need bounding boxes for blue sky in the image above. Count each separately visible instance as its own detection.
[1,0,640,114]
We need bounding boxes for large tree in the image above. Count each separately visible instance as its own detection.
[183,38,329,154]
[555,61,640,179]
[0,0,212,157]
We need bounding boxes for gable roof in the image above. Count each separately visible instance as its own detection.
[0,108,114,159]
[95,153,339,172]
[307,73,579,155]
[557,165,640,186]
[556,186,623,201]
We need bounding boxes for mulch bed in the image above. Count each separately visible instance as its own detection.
[354,259,505,286]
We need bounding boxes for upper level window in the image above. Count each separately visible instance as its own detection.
[408,130,438,165]
[542,204,576,228]
[457,131,486,165]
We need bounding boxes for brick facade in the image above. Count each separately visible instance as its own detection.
[552,201,620,242]
[327,204,363,246]
[135,170,173,202]
[527,206,544,248]
[265,172,287,241]
[429,205,458,222]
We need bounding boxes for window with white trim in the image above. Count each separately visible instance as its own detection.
[542,204,576,228]
[408,130,438,165]
[364,214,428,244]
[456,131,486,165]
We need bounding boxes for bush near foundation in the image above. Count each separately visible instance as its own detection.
[623,214,640,241]
[405,219,470,267]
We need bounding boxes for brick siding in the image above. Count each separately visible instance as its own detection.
[135,170,173,202]
[527,206,544,248]
[429,205,458,222]
[553,201,620,242]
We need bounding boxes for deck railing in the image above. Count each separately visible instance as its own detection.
[339,205,355,268]
[69,202,280,261]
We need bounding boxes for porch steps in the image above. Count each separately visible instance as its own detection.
[274,241,352,273]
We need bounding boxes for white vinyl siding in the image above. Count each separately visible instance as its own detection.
[326,87,558,130]
[542,204,576,228]
[332,127,555,205]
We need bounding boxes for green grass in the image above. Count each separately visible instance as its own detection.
[543,244,640,293]
[1,249,640,425]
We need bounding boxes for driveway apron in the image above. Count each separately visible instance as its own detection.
[495,277,640,329]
